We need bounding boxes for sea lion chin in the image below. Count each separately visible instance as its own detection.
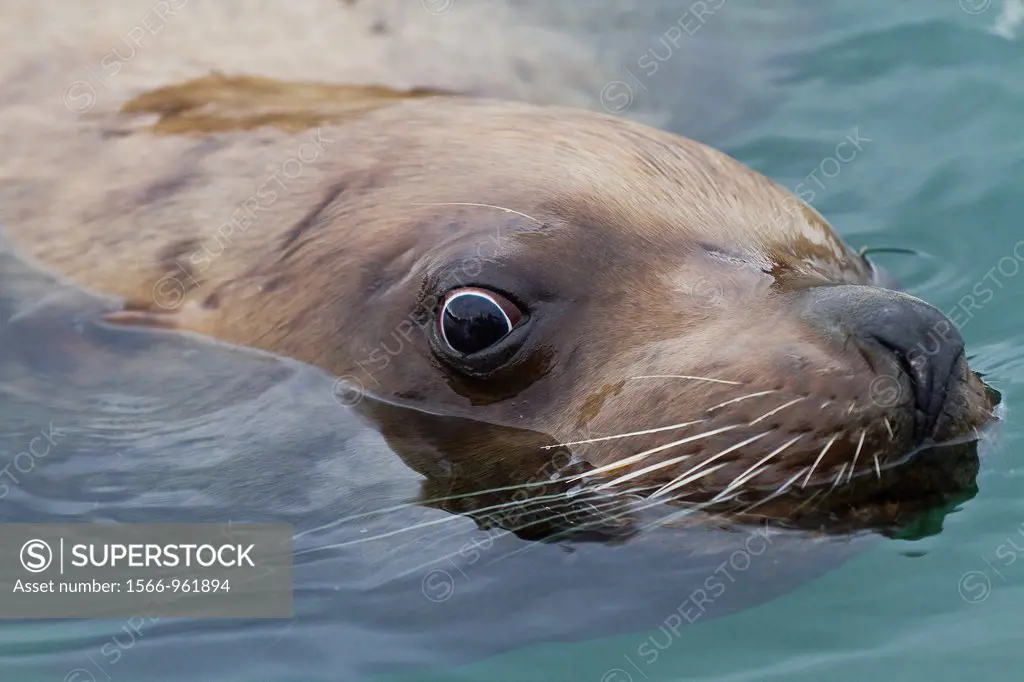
[0,76,998,535]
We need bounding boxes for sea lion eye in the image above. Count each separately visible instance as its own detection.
[439,287,523,355]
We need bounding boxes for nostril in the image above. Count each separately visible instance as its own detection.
[874,336,961,441]
[908,344,965,442]
[868,305,964,442]
[874,338,917,386]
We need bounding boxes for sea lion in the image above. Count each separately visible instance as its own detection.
[0,1,998,537]
[0,82,998,532]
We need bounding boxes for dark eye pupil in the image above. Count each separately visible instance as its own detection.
[442,294,513,354]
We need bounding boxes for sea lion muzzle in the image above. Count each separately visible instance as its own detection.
[797,284,967,445]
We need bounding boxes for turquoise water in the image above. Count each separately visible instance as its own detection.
[1,2,1023,681]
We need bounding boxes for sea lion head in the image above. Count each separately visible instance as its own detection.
[232,99,997,533]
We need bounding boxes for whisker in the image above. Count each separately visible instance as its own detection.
[411,201,543,226]
[299,482,661,566]
[771,466,811,498]
[453,488,610,522]
[648,462,731,500]
[748,397,807,426]
[790,489,824,514]
[648,431,774,499]
[395,489,649,568]
[480,482,654,519]
[707,390,778,413]
[300,471,667,558]
[386,522,526,582]
[501,497,630,535]
[738,466,810,515]
[580,488,735,538]
[583,424,742,484]
[565,489,716,536]
[883,418,894,441]
[294,484,604,553]
[872,451,882,480]
[828,463,848,493]
[846,429,867,484]
[635,492,742,531]
[626,492,699,519]
[714,434,804,500]
[301,438,693,537]
[539,420,704,449]
[505,476,778,563]
[358,475,663,557]
[294,514,467,554]
[487,498,668,564]
[386,514,503,559]
[294,475,583,539]
[589,484,665,501]
[628,374,743,386]
[801,433,838,488]
[710,475,763,503]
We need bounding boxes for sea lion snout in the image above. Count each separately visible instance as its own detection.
[796,284,968,444]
